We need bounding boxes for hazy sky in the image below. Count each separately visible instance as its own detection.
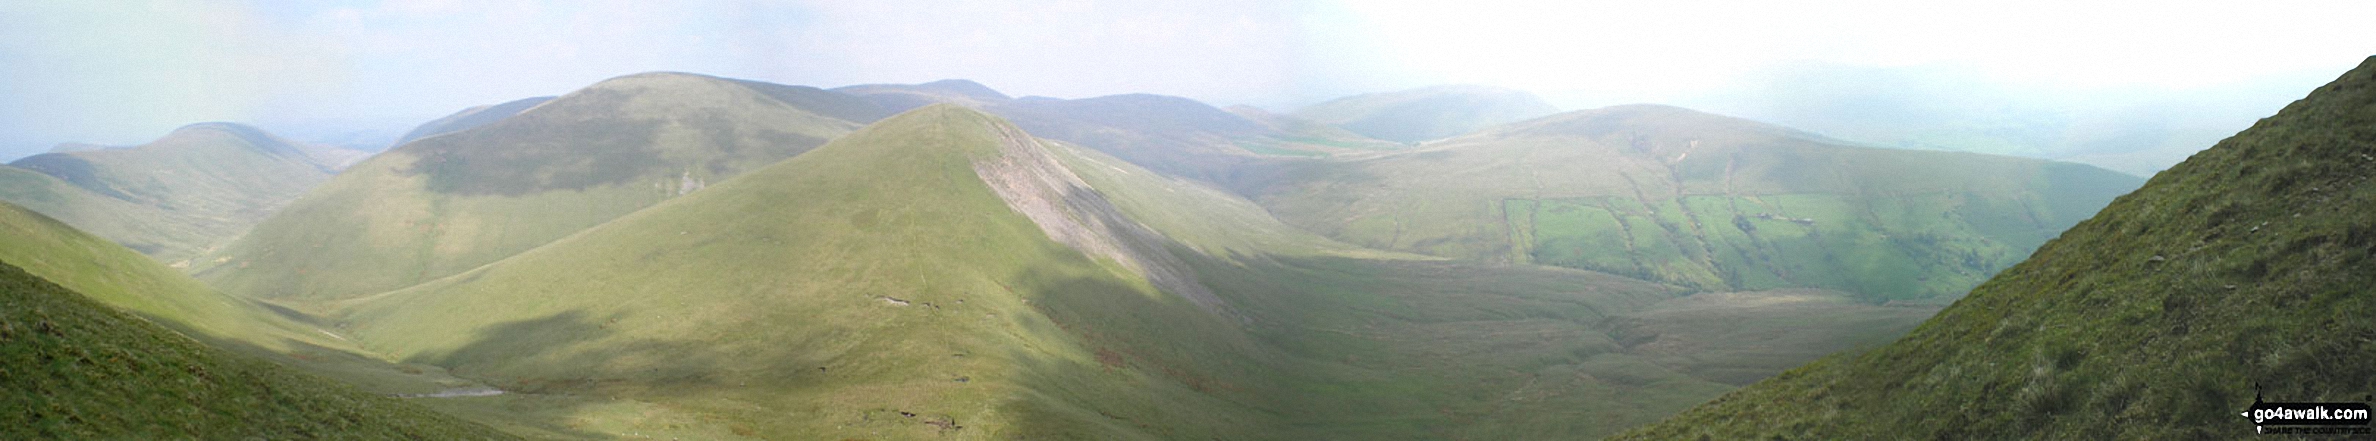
[3,0,2373,163]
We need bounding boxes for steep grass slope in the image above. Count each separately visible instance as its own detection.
[1293,85,1561,143]
[0,260,508,439]
[1618,55,2376,439]
[0,198,320,350]
[0,198,506,397]
[0,123,343,265]
[197,72,872,301]
[1256,105,2143,301]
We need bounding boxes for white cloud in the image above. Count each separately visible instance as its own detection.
[1333,0,2376,106]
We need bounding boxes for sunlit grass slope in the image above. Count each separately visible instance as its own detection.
[1292,85,1561,143]
[196,72,873,301]
[1257,104,2144,302]
[0,259,509,439]
[1,123,342,265]
[1618,55,2376,440]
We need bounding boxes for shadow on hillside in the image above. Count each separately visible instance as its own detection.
[992,263,1288,440]
[995,236,1768,438]
[185,333,569,437]
[399,309,740,438]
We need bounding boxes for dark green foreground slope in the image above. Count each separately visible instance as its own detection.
[0,259,507,439]
[1619,56,2376,439]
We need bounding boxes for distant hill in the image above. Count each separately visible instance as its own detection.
[0,200,506,439]
[310,105,1932,439]
[1618,56,2376,439]
[196,72,876,301]
[1253,104,2144,301]
[0,123,349,265]
[1293,85,1560,143]
[832,78,1013,113]
[1226,105,1407,152]
[990,93,1286,183]
[834,80,1405,185]
[396,96,556,144]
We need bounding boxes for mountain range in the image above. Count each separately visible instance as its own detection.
[8,57,2345,439]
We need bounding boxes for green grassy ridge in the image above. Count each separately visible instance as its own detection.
[0,259,511,439]
[0,123,341,265]
[195,72,873,302]
[1616,55,2376,439]
[1255,104,2143,301]
[1293,85,1561,143]
[339,104,1275,438]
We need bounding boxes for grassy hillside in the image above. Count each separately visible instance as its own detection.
[196,72,874,301]
[0,259,509,439]
[0,197,513,394]
[314,105,1933,439]
[1255,104,2144,302]
[1293,85,1561,143]
[1618,55,2376,439]
[0,123,343,265]
[0,195,323,351]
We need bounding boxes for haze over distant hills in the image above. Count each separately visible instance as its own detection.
[396,96,557,145]
[1251,103,2142,302]
[0,123,359,266]
[1292,85,1561,143]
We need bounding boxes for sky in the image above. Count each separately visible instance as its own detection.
[3,0,2374,172]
